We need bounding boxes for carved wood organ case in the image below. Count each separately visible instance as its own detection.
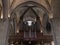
[8,1,53,45]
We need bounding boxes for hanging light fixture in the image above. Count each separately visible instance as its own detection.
[27,21,33,26]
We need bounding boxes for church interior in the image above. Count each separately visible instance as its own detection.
[0,0,60,45]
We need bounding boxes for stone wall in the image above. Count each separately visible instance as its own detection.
[52,19,60,45]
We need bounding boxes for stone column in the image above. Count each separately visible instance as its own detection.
[51,19,57,45]
[1,0,9,45]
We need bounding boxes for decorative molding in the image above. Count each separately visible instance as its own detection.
[45,0,51,10]
[10,0,16,8]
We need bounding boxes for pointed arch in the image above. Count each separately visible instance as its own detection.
[11,1,49,14]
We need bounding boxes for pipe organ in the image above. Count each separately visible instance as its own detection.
[8,1,53,45]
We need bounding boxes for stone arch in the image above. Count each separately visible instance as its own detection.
[11,1,49,14]
[10,1,49,25]
[10,1,49,34]
[42,13,52,34]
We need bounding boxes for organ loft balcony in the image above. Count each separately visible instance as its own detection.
[8,31,53,43]
[8,15,53,45]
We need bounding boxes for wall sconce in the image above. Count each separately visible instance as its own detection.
[41,28,43,33]
[10,41,14,45]
[41,30,43,33]
[1,13,3,19]
[15,42,18,44]
[11,43,14,45]
[0,3,4,21]
[0,11,3,21]
[51,41,54,45]
[0,7,3,20]
[29,41,31,44]
[8,14,10,18]
[49,13,53,19]
[16,29,19,33]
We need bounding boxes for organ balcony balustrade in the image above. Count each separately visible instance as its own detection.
[8,30,53,44]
